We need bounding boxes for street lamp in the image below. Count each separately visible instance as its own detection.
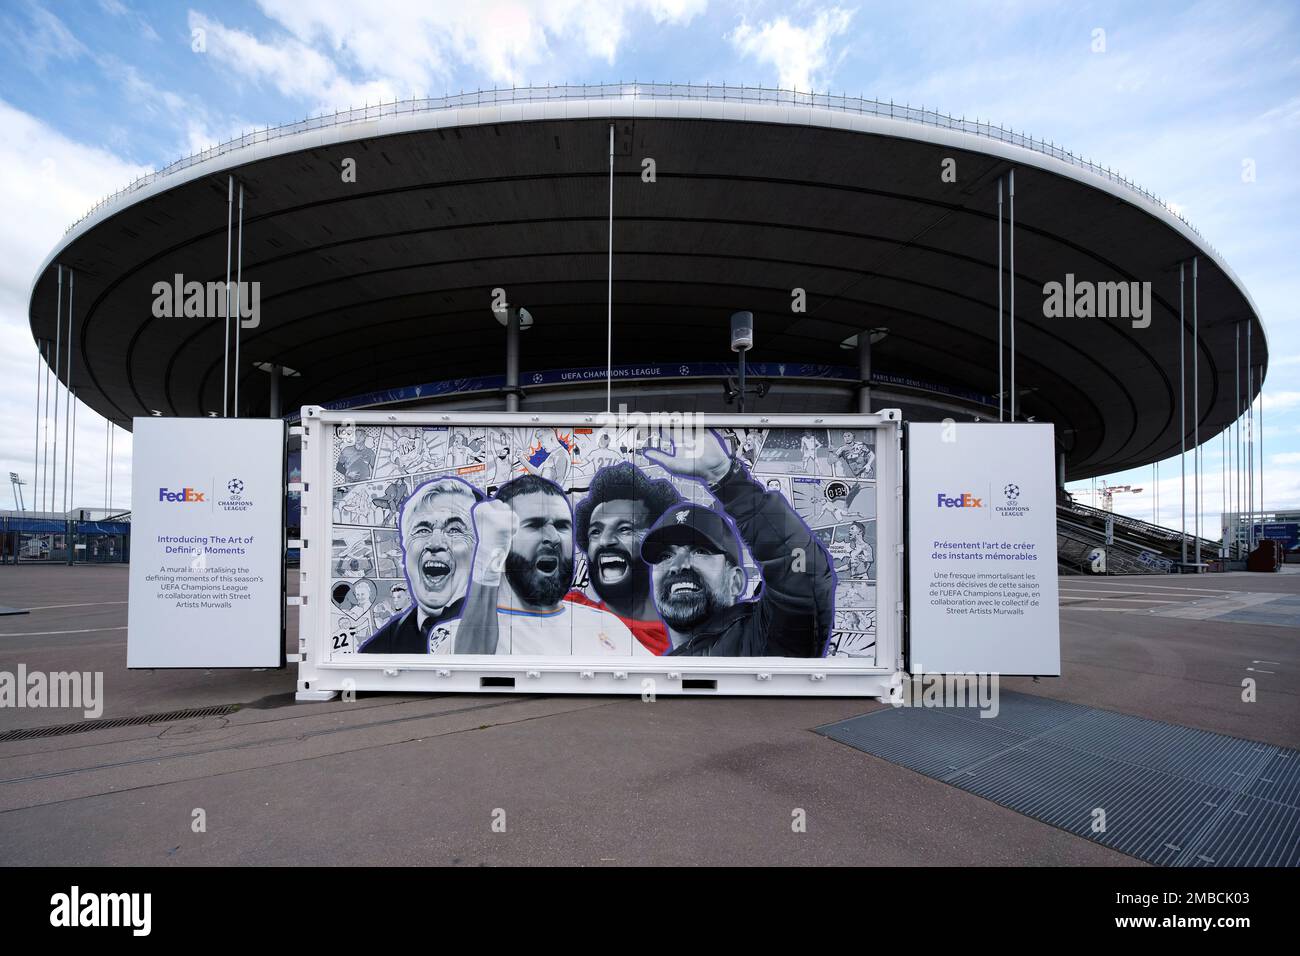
[725,311,768,413]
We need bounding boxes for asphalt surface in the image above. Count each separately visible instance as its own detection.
[0,564,1296,865]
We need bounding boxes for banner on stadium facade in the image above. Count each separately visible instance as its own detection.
[295,408,903,699]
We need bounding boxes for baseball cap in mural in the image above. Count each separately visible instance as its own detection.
[640,503,742,566]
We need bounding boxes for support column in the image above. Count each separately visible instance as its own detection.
[997,178,1004,422]
[505,307,520,413]
[268,364,282,419]
[233,183,245,418]
[1192,256,1200,566]
[1057,450,1065,490]
[1179,262,1186,566]
[857,330,872,413]
[63,270,75,514]
[223,175,233,417]
[1008,169,1016,422]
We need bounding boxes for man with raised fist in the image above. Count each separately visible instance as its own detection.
[455,474,644,655]
[640,429,834,657]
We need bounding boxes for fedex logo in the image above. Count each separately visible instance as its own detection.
[159,487,205,503]
[937,492,982,508]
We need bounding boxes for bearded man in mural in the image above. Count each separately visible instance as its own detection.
[568,462,682,655]
[640,429,834,657]
[454,474,646,655]
[359,477,483,654]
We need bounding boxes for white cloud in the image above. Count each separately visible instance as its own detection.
[15,3,87,67]
[189,1,706,102]
[1262,391,1300,412]
[0,100,147,512]
[727,7,854,91]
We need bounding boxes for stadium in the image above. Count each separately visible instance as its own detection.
[24,84,1269,568]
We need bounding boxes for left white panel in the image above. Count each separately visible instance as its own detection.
[127,417,285,668]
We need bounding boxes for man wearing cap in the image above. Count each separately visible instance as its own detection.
[640,429,834,656]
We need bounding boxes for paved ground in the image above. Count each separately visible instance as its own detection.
[0,564,1295,865]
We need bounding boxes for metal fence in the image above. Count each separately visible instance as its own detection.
[1,517,130,565]
[66,81,1205,246]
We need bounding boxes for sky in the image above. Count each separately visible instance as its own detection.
[0,0,1296,531]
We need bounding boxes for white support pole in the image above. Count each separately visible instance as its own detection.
[1009,169,1016,422]
[1192,257,1199,565]
[63,270,74,513]
[605,124,614,414]
[997,177,1004,422]
[1247,323,1253,550]
[1235,322,1242,557]
[42,339,51,513]
[1258,364,1264,532]
[70,391,77,519]
[51,268,62,515]
[108,421,115,512]
[234,183,245,418]
[103,419,109,510]
[32,340,42,514]
[223,175,234,418]
[1179,262,1186,565]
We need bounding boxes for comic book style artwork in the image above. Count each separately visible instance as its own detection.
[328,422,878,663]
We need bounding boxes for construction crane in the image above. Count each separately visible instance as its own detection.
[1099,481,1143,513]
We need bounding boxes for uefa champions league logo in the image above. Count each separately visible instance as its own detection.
[997,482,1028,517]
[218,477,252,512]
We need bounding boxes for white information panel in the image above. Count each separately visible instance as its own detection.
[127,418,285,668]
[906,422,1061,675]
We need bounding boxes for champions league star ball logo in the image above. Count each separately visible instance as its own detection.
[227,478,245,497]
[996,482,1028,517]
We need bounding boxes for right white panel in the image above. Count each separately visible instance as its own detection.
[906,422,1061,675]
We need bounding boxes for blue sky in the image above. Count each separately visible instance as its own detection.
[0,0,1296,527]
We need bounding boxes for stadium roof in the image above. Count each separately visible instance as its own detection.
[27,83,1268,480]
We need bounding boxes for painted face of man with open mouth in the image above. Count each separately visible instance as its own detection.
[505,491,574,609]
[653,544,739,631]
[586,499,653,606]
[401,491,475,614]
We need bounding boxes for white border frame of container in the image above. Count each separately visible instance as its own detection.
[294,406,903,700]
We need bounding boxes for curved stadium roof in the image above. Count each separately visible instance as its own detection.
[27,83,1268,481]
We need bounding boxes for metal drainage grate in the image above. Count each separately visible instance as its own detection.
[819,691,1300,867]
[0,704,239,743]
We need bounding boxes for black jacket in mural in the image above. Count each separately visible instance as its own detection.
[358,598,464,654]
[667,460,834,658]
